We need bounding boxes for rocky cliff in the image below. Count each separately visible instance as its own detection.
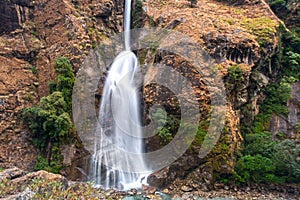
[142,0,281,189]
[0,0,124,171]
[0,0,296,191]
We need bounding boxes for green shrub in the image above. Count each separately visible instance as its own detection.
[22,57,75,173]
[269,0,287,10]
[151,108,180,144]
[34,155,52,172]
[132,0,143,28]
[228,65,243,81]
[243,131,276,158]
[235,154,276,183]
[272,139,300,183]
[53,57,75,112]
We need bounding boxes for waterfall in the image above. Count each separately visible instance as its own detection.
[89,0,149,190]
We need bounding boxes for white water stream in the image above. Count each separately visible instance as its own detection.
[89,0,149,190]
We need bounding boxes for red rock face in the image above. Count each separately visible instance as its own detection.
[0,0,123,171]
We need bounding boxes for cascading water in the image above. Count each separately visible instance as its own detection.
[89,0,149,190]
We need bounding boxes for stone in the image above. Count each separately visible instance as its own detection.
[162,188,170,194]
[12,170,68,188]
[181,185,192,192]
[0,167,25,181]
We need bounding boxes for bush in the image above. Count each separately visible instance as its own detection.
[53,57,75,112]
[151,108,180,144]
[243,131,276,158]
[269,0,287,10]
[132,0,143,28]
[261,77,293,116]
[23,92,73,146]
[235,154,276,183]
[272,139,300,183]
[22,57,75,173]
[228,65,243,81]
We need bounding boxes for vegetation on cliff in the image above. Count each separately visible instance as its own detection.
[22,57,75,173]
[234,23,300,184]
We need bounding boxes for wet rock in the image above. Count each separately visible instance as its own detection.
[142,184,157,194]
[148,167,169,188]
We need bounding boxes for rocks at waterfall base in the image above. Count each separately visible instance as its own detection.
[0,167,299,200]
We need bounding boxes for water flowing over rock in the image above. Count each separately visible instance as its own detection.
[88,0,149,190]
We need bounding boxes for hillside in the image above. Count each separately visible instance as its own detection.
[0,0,299,199]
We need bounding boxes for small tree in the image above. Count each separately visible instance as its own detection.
[22,56,75,173]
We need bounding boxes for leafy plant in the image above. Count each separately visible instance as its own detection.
[31,66,38,77]
[235,154,276,183]
[53,57,75,112]
[228,65,243,81]
[151,108,180,144]
[272,139,300,183]
[22,57,75,173]
[132,0,143,28]
[244,131,276,158]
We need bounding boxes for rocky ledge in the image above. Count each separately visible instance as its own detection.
[0,167,299,200]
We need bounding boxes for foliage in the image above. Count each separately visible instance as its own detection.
[31,66,38,77]
[131,0,144,28]
[53,57,75,112]
[193,120,209,146]
[268,0,288,17]
[228,65,243,81]
[225,64,244,92]
[260,78,292,116]
[23,92,73,148]
[243,131,276,158]
[234,26,300,185]
[34,155,60,173]
[22,57,75,173]
[28,178,97,199]
[235,154,276,183]
[272,139,300,183]
[0,179,19,198]
[151,108,180,144]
